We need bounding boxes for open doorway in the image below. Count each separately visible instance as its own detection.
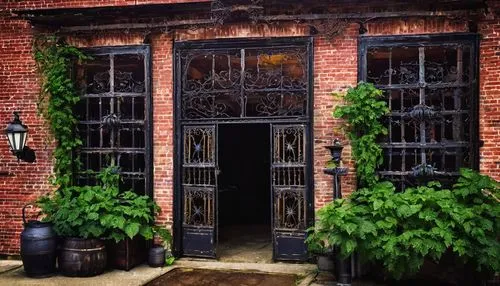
[217,123,272,262]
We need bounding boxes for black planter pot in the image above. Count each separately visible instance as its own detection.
[317,254,335,272]
[20,220,57,278]
[148,245,165,267]
[58,238,107,277]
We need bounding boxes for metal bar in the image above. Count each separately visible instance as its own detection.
[454,47,464,169]
[418,47,426,165]
[380,142,469,148]
[82,92,146,97]
[240,48,245,117]
[389,110,469,116]
[377,82,470,90]
[110,54,115,166]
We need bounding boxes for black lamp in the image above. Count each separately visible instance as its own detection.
[6,112,28,160]
[325,138,344,164]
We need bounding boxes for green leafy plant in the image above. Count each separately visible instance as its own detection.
[34,36,90,188]
[333,82,389,187]
[34,36,173,247]
[310,169,500,279]
[305,226,332,255]
[38,165,173,244]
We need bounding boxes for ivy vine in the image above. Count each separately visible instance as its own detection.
[34,36,89,188]
[333,82,389,187]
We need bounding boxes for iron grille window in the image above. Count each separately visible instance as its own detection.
[359,34,479,190]
[75,46,152,196]
[179,46,309,120]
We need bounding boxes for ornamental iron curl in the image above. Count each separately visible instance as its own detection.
[180,47,308,119]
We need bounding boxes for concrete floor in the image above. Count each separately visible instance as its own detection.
[217,224,273,263]
[0,259,317,286]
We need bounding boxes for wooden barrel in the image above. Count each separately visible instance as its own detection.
[59,238,107,277]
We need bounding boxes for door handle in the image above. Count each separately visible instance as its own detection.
[215,168,222,176]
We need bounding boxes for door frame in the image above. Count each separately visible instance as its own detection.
[172,37,315,260]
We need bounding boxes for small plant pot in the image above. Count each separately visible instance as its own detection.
[148,245,165,267]
[317,254,335,272]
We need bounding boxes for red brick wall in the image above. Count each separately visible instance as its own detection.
[1,1,499,255]
[0,15,54,255]
[478,1,500,180]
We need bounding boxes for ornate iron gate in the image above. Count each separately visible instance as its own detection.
[271,124,308,260]
[181,125,217,257]
[174,38,313,261]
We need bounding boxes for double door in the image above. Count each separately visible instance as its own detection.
[180,123,310,261]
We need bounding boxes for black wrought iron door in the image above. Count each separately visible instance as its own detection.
[271,124,308,261]
[181,125,218,257]
[174,38,313,260]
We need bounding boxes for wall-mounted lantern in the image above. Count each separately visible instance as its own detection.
[5,112,34,162]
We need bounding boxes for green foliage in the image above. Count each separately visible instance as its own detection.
[34,36,90,188]
[333,82,389,187]
[305,226,332,255]
[308,169,500,279]
[38,165,173,244]
[34,36,173,263]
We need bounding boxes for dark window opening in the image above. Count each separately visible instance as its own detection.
[361,34,478,191]
[75,47,151,196]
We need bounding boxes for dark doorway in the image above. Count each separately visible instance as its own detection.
[217,123,272,262]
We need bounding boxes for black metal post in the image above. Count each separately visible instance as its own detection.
[324,141,351,286]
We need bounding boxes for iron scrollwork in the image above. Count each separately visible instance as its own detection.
[272,125,306,231]
[179,47,309,119]
[274,188,305,230]
[183,187,214,226]
[364,38,477,190]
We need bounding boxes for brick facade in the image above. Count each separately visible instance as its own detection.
[1,1,498,255]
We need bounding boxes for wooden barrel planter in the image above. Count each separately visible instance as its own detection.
[58,238,107,277]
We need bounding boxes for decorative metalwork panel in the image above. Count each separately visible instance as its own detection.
[75,47,151,195]
[182,125,216,228]
[178,46,309,119]
[272,125,307,231]
[181,125,217,258]
[183,186,215,226]
[361,35,478,190]
[274,187,306,229]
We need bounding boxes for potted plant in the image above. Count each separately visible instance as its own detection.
[148,227,174,267]
[37,165,174,275]
[305,227,334,272]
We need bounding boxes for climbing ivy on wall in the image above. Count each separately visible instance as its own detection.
[34,36,89,188]
[333,82,389,187]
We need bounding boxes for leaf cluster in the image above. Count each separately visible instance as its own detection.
[333,82,389,187]
[38,166,173,248]
[34,36,90,188]
[307,169,500,279]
